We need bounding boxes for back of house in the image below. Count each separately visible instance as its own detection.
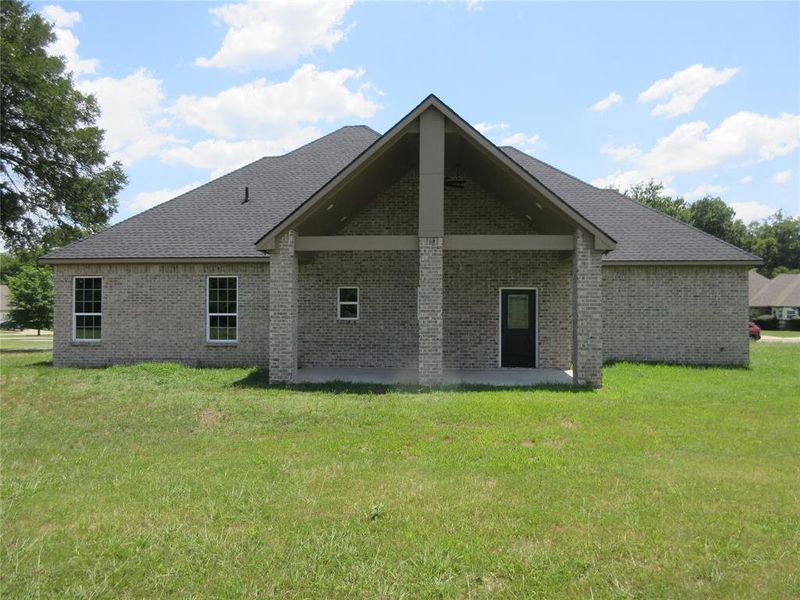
[41,95,760,387]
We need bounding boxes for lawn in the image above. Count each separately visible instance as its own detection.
[0,330,53,351]
[2,345,798,598]
[760,329,800,338]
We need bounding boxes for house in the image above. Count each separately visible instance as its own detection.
[40,95,760,387]
[750,273,800,321]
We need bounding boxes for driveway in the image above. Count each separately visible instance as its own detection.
[759,335,800,344]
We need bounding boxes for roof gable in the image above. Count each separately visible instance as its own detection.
[255,94,616,251]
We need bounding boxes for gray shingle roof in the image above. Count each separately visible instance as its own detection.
[43,123,760,264]
[42,126,379,261]
[750,273,800,307]
[749,270,770,303]
[502,147,760,263]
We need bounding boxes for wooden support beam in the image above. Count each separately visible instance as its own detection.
[443,235,574,251]
[295,235,418,251]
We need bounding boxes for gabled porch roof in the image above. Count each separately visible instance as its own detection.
[255,94,617,252]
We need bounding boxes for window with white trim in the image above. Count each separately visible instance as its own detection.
[74,277,102,341]
[208,276,238,342]
[337,287,359,320]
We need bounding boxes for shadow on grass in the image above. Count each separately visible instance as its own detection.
[604,359,750,371]
[232,368,591,395]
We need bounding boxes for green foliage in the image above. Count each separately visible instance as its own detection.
[1,345,799,597]
[623,182,800,277]
[747,212,800,277]
[0,0,127,251]
[6,265,53,332]
[688,196,748,249]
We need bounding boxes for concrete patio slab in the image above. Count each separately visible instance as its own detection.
[294,367,573,387]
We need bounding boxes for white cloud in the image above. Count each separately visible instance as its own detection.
[590,91,622,112]
[474,122,510,135]
[771,169,792,184]
[41,4,80,27]
[740,175,754,184]
[160,130,321,177]
[685,183,725,200]
[40,5,98,75]
[592,111,800,190]
[638,64,739,118]
[601,143,641,162]
[128,181,204,212]
[500,132,546,154]
[78,69,181,165]
[466,0,484,12]
[730,202,777,223]
[171,64,379,140]
[196,0,354,69]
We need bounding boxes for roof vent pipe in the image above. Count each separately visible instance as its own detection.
[242,186,249,204]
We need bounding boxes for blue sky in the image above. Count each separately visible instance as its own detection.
[35,0,799,224]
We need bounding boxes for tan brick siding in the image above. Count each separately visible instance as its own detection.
[602,265,749,365]
[269,231,299,381]
[443,250,573,370]
[53,263,269,367]
[572,228,603,387]
[298,251,419,368]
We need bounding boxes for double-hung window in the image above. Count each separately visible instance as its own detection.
[208,276,238,342]
[73,277,102,341]
[337,287,359,320]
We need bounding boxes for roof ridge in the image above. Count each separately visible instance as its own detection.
[502,146,760,263]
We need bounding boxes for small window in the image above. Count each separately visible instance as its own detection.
[74,277,102,341]
[208,276,238,342]
[337,287,359,320]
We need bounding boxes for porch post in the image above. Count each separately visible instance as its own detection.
[572,227,603,387]
[269,230,299,383]
[418,107,445,385]
[419,237,444,385]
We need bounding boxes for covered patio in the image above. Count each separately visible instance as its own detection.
[295,367,573,387]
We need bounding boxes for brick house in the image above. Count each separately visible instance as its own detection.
[41,96,760,387]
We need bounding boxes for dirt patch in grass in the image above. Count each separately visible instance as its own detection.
[560,418,576,429]
[199,409,223,427]
[520,439,535,448]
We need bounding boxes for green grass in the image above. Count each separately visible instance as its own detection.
[0,330,53,351]
[2,346,799,598]
[760,329,800,338]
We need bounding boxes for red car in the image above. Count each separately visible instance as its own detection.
[748,321,761,340]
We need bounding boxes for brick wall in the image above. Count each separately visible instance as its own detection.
[53,262,269,367]
[572,228,603,387]
[298,251,419,368]
[419,237,444,384]
[603,265,750,365]
[443,250,573,369]
[269,231,299,381]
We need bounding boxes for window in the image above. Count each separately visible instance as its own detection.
[337,287,359,320]
[74,277,102,341]
[208,276,238,342]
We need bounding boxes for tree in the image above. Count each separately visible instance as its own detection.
[6,265,53,334]
[748,212,800,277]
[0,0,126,251]
[688,196,749,249]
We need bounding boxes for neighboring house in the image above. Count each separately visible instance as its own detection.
[0,284,10,322]
[750,273,800,321]
[40,95,760,387]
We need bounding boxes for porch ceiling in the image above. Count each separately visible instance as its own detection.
[294,127,576,238]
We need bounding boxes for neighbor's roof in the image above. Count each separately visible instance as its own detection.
[750,273,800,307]
[749,270,770,303]
[42,120,760,264]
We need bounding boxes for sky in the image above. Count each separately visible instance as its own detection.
[33,0,800,225]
